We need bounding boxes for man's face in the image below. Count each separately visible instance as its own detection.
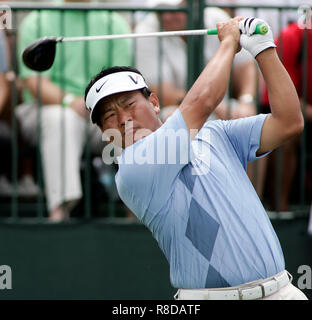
[97,90,162,149]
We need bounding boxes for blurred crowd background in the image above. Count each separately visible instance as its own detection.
[0,0,311,230]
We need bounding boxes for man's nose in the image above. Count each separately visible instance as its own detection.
[119,109,133,126]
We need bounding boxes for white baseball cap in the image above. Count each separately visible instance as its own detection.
[85,71,148,123]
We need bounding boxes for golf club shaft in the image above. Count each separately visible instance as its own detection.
[61,29,209,42]
[60,24,267,43]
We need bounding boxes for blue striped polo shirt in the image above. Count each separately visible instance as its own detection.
[116,109,284,289]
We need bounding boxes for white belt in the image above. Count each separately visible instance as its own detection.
[176,270,291,300]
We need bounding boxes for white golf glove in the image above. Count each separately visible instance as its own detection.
[239,18,276,58]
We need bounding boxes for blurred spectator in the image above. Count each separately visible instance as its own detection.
[207,0,308,36]
[0,10,40,199]
[135,3,257,117]
[216,0,311,205]
[17,0,132,221]
[261,22,312,217]
[134,1,268,194]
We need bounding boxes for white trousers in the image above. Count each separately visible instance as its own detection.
[16,103,104,211]
[175,271,308,300]
[260,283,308,300]
[176,283,307,300]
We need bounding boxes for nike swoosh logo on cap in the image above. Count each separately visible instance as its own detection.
[128,75,138,84]
[95,80,108,93]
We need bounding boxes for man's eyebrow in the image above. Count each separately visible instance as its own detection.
[101,106,114,116]
[99,92,136,116]
[119,94,135,105]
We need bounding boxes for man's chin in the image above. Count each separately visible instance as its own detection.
[123,137,140,149]
[123,129,154,148]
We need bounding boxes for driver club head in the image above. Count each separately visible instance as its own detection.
[22,37,58,72]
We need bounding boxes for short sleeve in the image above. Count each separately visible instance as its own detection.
[116,109,193,223]
[223,114,269,168]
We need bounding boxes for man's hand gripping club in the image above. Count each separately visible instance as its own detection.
[239,17,276,58]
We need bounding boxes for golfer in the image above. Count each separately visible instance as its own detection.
[85,17,307,300]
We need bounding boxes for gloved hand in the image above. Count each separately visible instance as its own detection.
[239,18,276,58]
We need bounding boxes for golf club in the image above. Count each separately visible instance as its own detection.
[22,24,268,72]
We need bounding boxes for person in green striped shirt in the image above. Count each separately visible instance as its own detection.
[16,0,133,221]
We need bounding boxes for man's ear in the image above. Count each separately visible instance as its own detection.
[149,92,160,114]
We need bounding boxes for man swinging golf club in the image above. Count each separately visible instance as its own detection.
[85,17,308,300]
